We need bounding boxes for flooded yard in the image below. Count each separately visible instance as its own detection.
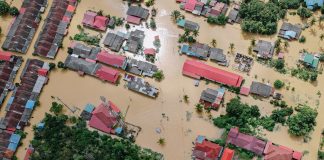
[1,0,324,159]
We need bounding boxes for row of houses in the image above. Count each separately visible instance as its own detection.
[103,29,145,54]
[0,59,50,159]
[180,43,228,66]
[82,10,110,31]
[69,41,158,77]
[33,0,77,59]
[226,127,303,160]
[0,131,22,159]
[123,74,159,98]
[2,0,48,54]
[0,52,23,106]
[64,55,120,84]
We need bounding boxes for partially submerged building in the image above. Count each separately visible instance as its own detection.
[192,135,223,160]
[176,19,200,31]
[125,30,145,54]
[0,131,22,159]
[182,60,243,87]
[0,52,23,106]
[180,43,210,60]
[209,48,228,66]
[200,88,225,108]
[126,6,149,24]
[227,127,266,156]
[33,0,77,58]
[82,10,109,31]
[124,74,159,98]
[125,59,158,77]
[227,9,240,24]
[253,40,274,59]
[0,59,50,132]
[278,22,302,40]
[263,142,302,160]
[89,102,123,134]
[70,42,101,60]
[96,50,127,70]
[103,32,126,52]
[2,0,47,54]
[299,52,319,69]
[250,81,274,98]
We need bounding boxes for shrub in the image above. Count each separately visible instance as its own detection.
[297,7,312,19]
[152,70,164,81]
[207,14,228,25]
[299,36,306,43]
[9,7,19,16]
[0,1,10,16]
[274,80,284,89]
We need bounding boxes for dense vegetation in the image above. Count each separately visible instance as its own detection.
[0,1,10,16]
[73,26,100,46]
[239,0,286,35]
[207,14,228,25]
[30,113,163,160]
[287,105,318,136]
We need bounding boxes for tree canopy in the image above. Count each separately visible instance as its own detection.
[287,105,318,136]
[239,0,286,35]
[30,113,163,160]
[0,1,10,16]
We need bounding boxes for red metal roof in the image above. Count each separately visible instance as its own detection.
[93,16,108,31]
[82,11,96,26]
[264,142,295,160]
[126,15,141,25]
[89,103,121,134]
[240,87,250,96]
[95,66,119,84]
[24,148,34,160]
[66,5,75,12]
[37,68,48,77]
[184,0,197,12]
[182,60,243,87]
[144,48,156,55]
[193,138,222,159]
[0,51,12,61]
[221,148,234,160]
[96,50,126,68]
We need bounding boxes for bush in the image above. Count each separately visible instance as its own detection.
[274,80,284,89]
[50,102,63,115]
[297,7,312,19]
[299,36,306,43]
[0,1,10,16]
[49,63,56,71]
[9,7,19,16]
[279,0,301,9]
[287,105,317,136]
[207,14,228,25]
[152,70,164,81]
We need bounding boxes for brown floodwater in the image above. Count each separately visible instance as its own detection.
[1,0,324,159]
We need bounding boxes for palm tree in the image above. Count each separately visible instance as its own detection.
[251,39,256,46]
[157,138,165,146]
[229,43,235,54]
[171,10,181,22]
[211,39,217,47]
[192,30,199,37]
[184,29,190,37]
[183,95,189,103]
[274,39,282,48]
[320,34,324,41]
[310,17,316,26]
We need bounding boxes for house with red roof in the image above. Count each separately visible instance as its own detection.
[192,135,223,160]
[221,148,234,160]
[182,60,243,87]
[89,102,121,134]
[95,66,119,84]
[226,127,266,156]
[96,50,127,69]
[82,11,109,31]
[184,0,198,12]
[144,48,156,56]
[0,51,12,61]
[126,15,141,25]
[263,142,302,160]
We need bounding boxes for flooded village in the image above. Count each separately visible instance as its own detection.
[0,0,324,159]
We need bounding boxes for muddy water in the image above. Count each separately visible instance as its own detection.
[1,0,324,159]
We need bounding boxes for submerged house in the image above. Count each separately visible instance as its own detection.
[207,2,228,17]
[2,0,47,54]
[125,30,145,54]
[253,40,274,59]
[125,59,158,77]
[126,6,149,24]
[226,127,266,156]
[89,102,122,134]
[192,135,223,160]
[180,44,209,60]
[209,48,228,66]
[263,142,302,160]
[96,50,127,70]
[82,10,109,31]
[124,74,159,98]
[299,52,319,69]
[200,88,225,108]
[33,0,77,59]
[103,32,126,52]
[278,22,302,40]
[250,81,274,98]
[227,9,240,24]
[182,60,243,87]
[70,42,101,60]
[177,19,200,31]
[0,131,22,159]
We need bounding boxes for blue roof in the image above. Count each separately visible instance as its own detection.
[9,134,21,144]
[84,104,95,113]
[25,100,35,109]
[196,135,205,144]
[284,31,297,39]
[177,19,186,27]
[37,122,45,129]
[217,87,226,94]
[115,127,123,134]
[181,45,190,53]
[305,0,324,9]
[8,142,18,151]
[8,97,14,105]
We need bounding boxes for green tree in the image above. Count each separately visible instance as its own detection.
[192,30,199,37]
[287,105,317,136]
[195,103,204,113]
[0,1,10,16]
[320,34,324,41]
[125,23,130,30]
[157,138,165,146]
[183,95,189,103]
[211,39,217,47]
[9,6,19,16]
[171,10,181,22]
[50,102,63,115]
[274,80,284,89]
[49,62,56,71]
[297,7,312,19]
[152,70,164,81]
